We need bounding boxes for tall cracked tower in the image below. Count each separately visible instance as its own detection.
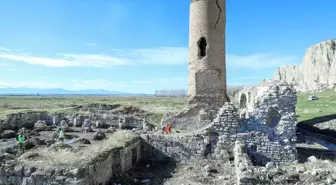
[187,0,229,111]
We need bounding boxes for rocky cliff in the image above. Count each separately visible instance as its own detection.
[274,39,336,92]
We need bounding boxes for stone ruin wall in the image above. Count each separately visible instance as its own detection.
[142,80,298,165]
[0,111,50,133]
[141,134,206,163]
[0,111,145,134]
[0,138,141,185]
[233,141,256,185]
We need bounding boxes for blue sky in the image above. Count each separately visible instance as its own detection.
[0,0,335,93]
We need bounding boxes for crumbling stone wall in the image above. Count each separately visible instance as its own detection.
[234,141,258,185]
[200,80,298,165]
[236,80,298,164]
[161,112,212,131]
[199,103,241,159]
[1,112,145,133]
[0,138,141,185]
[0,111,49,132]
[147,80,297,165]
[141,134,206,163]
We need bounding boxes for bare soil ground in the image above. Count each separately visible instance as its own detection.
[113,159,236,185]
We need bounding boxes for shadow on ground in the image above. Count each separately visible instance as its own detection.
[298,114,336,126]
[111,160,177,185]
[110,143,177,185]
[297,147,336,163]
[297,114,336,142]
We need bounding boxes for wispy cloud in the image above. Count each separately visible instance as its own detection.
[227,53,300,70]
[0,46,298,69]
[0,47,187,68]
[0,47,10,52]
[123,47,188,65]
[0,53,126,67]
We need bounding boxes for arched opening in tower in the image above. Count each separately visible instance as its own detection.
[239,94,247,109]
[197,37,207,58]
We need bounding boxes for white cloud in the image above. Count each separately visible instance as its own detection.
[125,47,188,65]
[0,45,299,69]
[62,54,125,67]
[0,47,10,52]
[0,47,188,68]
[0,53,126,67]
[227,53,299,70]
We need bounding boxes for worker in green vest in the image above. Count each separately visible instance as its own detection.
[58,128,65,142]
[16,132,26,153]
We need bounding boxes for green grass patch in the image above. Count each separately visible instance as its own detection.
[296,89,336,122]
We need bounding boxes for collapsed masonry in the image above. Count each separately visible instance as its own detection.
[0,80,298,184]
[143,80,298,165]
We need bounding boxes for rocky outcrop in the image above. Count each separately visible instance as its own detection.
[274,39,336,92]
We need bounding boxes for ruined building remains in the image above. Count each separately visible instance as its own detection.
[143,80,298,165]
[183,0,229,117]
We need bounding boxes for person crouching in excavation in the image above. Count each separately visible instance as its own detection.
[163,124,172,134]
[16,131,26,153]
[58,128,65,142]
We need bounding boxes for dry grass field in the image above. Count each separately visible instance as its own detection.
[0,96,188,124]
[0,87,335,124]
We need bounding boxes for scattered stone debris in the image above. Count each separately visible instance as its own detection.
[73,116,83,127]
[107,127,117,133]
[0,130,16,139]
[34,120,47,131]
[93,130,107,140]
[95,120,105,128]
[82,119,93,133]
[32,138,47,146]
[60,120,70,131]
[72,138,91,144]
[49,142,73,151]
[308,156,317,163]
[23,140,36,150]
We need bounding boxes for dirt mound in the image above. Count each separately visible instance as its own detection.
[74,103,121,112]
[111,105,145,114]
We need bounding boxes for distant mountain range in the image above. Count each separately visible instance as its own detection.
[0,87,133,95]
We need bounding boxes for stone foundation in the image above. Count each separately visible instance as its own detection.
[141,134,206,163]
[1,111,145,133]
[143,80,298,166]
[0,138,141,185]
